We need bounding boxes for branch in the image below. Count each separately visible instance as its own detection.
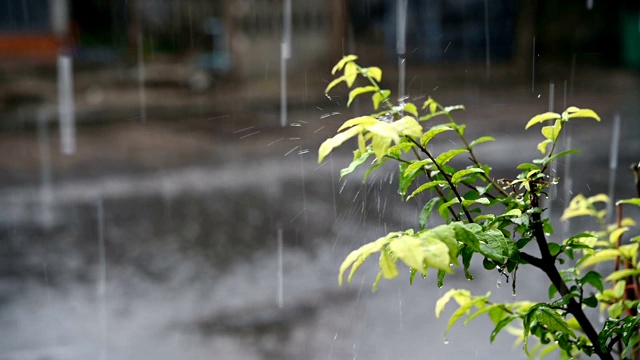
[406,136,474,223]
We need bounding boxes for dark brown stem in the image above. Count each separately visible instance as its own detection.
[406,136,474,222]
[524,193,613,360]
[407,149,460,222]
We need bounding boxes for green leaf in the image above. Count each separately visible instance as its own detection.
[347,86,377,107]
[437,269,446,287]
[583,295,598,308]
[389,236,425,269]
[379,250,399,279]
[318,125,363,163]
[491,315,519,343]
[340,149,373,180]
[544,149,579,164]
[370,131,394,161]
[451,168,485,184]
[420,125,453,145]
[331,54,358,74]
[564,108,601,122]
[478,230,518,263]
[468,136,495,148]
[435,149,468,167]
[423,236,453,272]
[534,306,576,338]
[403,159,433,177]
[453,223,482,253]
[580,271,604,292]
[464,303,500,325]
[438,198,460,219]
[403,102,418,117]
[616,198,640,207]
[407,180,448,200]
[525,112,560,129]
[344,62,358,87]
[365,66,382,82]
[391,116,423,138]
[419,197,442,230]
[372,90,391,110]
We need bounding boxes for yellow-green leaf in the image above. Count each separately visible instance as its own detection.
[420,125,453,145]
[403,159,433,177]
[368,122,400,143]
[318,125,363,163]
[605,269,640,282]
[379,250,399,279]
[403,102,418,117]
[617,198,640,207]
[391,116,422,138]
[451,168,485,184]
[537,139,552,154]
[565,108,601,122]
[338,249,361,286]
[406,180,448,200]
[609,227,629,245]
[525,112,560,129]
[468,136,495,148]
[372,90,391,110]
[371,133,392,162]
[325,75,346,93]
[578,249,621,268]
[435,149,468,167]
[344,61,358,87]
[338,116,378,132]
[541,120,561,141]
[347,86,377,107]
[561,207,597,221]
[389,235,425,269]
[331,54,358,75]
[504,209,522,217]
[423,236,453,272]
[366,66,382,82]
[435,289,471,318]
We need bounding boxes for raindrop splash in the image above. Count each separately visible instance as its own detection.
[496,278,502,288]
[57,53,76,154]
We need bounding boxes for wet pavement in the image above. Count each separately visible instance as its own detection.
[1,58,640,359]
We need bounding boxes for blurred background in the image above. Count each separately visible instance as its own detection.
[1,1,639,359]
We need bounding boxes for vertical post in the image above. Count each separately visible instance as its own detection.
[396,0,407,99]
[57,53,76,154]
[280,0,291,127]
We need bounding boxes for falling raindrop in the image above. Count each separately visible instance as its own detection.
[496,279,502,288]
[277,227,284,308]
[443,338,450,345]
[531,37,536,92]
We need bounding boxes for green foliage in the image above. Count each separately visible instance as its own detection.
[320,55,639,360]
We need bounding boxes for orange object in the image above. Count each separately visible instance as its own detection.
[0,34,62,62]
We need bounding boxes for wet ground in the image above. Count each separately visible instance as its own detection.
[1,58,640,359]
